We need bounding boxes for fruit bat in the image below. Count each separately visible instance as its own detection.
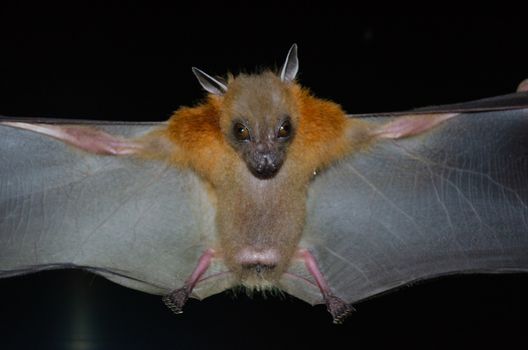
[1,45,527,324]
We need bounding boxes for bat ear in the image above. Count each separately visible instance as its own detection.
[192,67,228,96]
[280,44,299,83]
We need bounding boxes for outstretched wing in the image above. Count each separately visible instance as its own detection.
[0,121,220,298]
[300,92,528,305]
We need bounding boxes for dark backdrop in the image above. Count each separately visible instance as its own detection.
[1,3,527,349]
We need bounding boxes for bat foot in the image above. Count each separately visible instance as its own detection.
[325,295,354,324]
[162,288,189,314]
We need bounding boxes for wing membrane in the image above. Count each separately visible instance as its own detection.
[0,123,216,296]
[301,106,528,305]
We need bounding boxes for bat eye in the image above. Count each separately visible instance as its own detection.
[278,120,292,139]
[234,122,250,141]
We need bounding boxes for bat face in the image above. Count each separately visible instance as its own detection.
[221,72,299,179]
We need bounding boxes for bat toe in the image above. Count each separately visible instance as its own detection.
[162,288,190,314]
[325,295,355,324]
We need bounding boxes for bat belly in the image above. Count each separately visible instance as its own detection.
[215,175,308,289]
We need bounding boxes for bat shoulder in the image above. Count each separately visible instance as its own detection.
[165,97,223,145]
[162,97,233,182]
[291,86,371,172]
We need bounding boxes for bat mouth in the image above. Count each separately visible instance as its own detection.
[249,163,282,179]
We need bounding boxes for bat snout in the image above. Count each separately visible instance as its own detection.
[249,153,283,179]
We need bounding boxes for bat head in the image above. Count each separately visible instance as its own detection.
[192,45,300,180]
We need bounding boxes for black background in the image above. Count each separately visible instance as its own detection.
[1,2,527,349]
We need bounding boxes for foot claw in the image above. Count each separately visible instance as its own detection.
[325,295,354,324]
[162,288,189,314]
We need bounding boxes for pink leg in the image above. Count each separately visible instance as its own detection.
[163,248,215,314]
[299,249,354,324]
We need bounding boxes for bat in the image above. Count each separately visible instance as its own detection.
[1,44,527,324]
